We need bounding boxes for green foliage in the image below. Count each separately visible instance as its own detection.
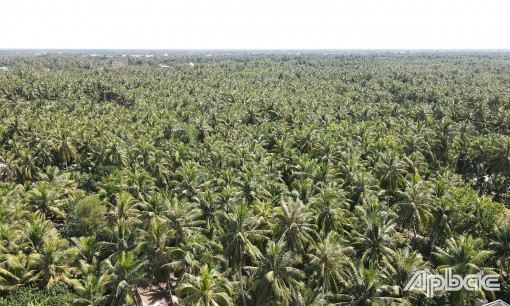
[1,51,510,305]
[74,195,107,236]
[0,283,70,306]
[443,181,504,236]
[0,287,44,306]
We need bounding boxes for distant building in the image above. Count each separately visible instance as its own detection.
[487,301,510,306]
[112,61,126,69]
[476,299,510,306]
[0,67,8,71]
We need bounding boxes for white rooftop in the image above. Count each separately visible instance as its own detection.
[482,300,510,306]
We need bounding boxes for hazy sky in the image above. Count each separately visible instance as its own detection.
[1,0,509,49]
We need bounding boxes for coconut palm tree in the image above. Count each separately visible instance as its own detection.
[0,152,18,181]
[16,150,39,181]
[376,152,407,208]
[136,218,172,283]
[336,261,402,305]
[274,198,317,255]
[32,238,78,289]
[433,235,494,306]
[173,162,208,200]
[487,137,510,204]
[106,218,138,262]
[290,177,316,205]
[138,192,168,223]
[427,200,453,251]
[453,121,476,176]
[24,213,60,253]
[71,236,105,266]
[97,173,124,204]
[177,265,233,306]
[109,191,141,223]
[432,120,455,166]
[0,224,23,254]
[488,222,510,280]
[196,190,221,234]
[70,268,110,306]
[0,251,39,290]
[26,181,67,221]
[249,241,305,306]
[308,232,353,298]
[312,183,349,235]
[163,198,204,245]
[125,166,157,201]
[234,168,268,205]
[382,247,428,299]
[104,251,149,306]
[54,132,77,169]
[219,203,269,306]
[103,141,129,168]
[351,203,399,265]
[394,175,433,240]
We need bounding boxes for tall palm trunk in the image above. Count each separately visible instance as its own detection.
[239,266,248,306]
[167,278,174,306]
[134,284,143,306]
[321,268,327,299]
[430,235,436,254]
[505,177,509,206]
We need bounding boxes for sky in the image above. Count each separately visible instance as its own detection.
[1,0,509,50]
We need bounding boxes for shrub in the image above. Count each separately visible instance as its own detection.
[75,194,107,236]
[0,283,70,306]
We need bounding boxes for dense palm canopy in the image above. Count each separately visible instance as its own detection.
[0,51,509,305]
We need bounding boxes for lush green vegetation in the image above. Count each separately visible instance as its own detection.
[1,51,510,305]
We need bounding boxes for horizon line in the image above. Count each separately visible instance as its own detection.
[2,48,510,51]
